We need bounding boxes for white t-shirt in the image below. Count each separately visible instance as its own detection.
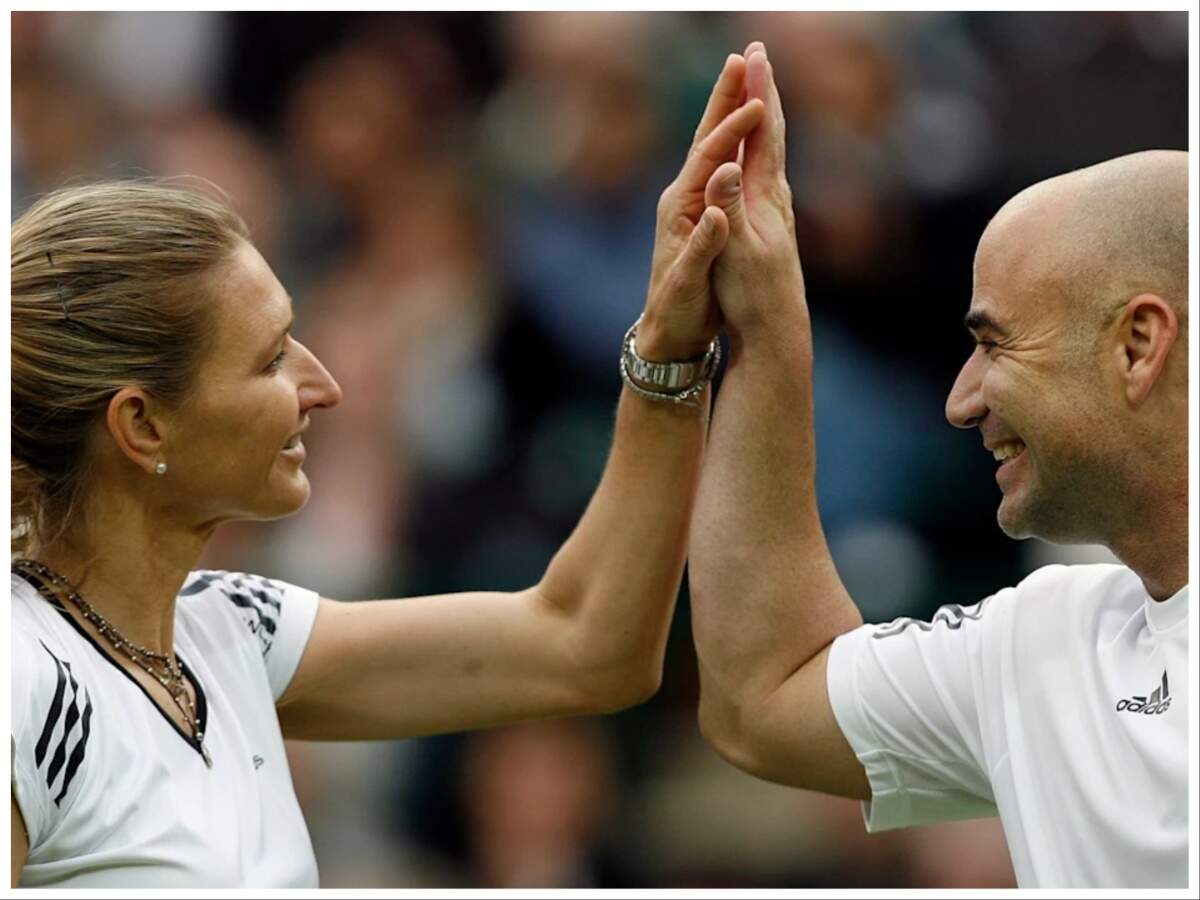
[10,568,322,888]
[827,563,1188,888]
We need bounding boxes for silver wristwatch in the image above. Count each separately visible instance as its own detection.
[619,314,721,406]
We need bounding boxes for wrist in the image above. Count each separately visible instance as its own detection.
[620,314,721,407]
[717,273,808,342]
[636,309,714,362]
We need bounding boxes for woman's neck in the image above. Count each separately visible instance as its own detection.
[27,507,212,656]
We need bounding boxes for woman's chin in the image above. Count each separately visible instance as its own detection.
[258,475,312,520]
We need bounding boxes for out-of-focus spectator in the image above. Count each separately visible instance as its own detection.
[460,720,622,887]
[285,741,417,888]
[904,818,1017,888]
[11,13,118,207]
[141,110,288,260]
[43,11,226,119]
[481,11,678,378]
[969,11,1188,183]
[390,721,630,887]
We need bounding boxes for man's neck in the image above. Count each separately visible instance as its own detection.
[1108,490,1188,601]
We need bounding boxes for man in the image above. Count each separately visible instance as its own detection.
[689,42,1188,888]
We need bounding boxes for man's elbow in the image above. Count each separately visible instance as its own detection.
[697,690,805,788]
[697,692,769,777]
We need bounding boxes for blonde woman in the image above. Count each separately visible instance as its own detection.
[9,56,764,887]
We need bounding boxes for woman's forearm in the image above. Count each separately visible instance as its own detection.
[536,386,709,707]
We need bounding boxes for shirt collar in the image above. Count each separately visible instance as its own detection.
[1145,582,1189,633]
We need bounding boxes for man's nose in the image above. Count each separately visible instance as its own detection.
[946,349,987,429]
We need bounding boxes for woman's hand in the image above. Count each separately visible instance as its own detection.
[637,53,764,361]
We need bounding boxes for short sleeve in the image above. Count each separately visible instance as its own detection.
[10,632,74,850]
[180,571,320,700]
[826,591,1012,831]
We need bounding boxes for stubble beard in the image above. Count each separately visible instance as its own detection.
[996,445,1120,547]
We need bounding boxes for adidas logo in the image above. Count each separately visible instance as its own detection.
[1116,671,1172,715]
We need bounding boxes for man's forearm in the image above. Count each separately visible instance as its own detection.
[690,313,862,714]
[537,386,709,705]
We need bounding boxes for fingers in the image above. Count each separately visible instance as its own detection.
[691,53,747,151]
[673,206,729,288]
[704,162,748,235]
[742,43,788,192]
[674,98,764,198]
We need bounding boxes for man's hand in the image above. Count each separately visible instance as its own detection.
[687,41,869,800]
[703,43,806,337]
[638,54,764,362]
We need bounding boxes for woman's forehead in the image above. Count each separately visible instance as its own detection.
[205,243,293,358]
[214,244,291,325]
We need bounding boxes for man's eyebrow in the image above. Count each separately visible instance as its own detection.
[964,309,1007,337]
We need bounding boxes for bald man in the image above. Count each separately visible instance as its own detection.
[689,44,1188,888]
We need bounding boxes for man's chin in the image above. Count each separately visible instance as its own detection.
[996,495,1034,540]
[997,487,1099,546]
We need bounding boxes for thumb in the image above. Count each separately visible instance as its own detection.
[674,205,729,290]
[705,161,748,235]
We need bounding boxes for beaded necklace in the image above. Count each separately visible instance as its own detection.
[12,557,210,766]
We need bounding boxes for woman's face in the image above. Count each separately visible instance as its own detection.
[160,241,342,527]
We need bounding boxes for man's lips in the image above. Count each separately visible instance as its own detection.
[987,439,1026,463]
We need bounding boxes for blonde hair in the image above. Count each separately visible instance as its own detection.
[11,179,249,553]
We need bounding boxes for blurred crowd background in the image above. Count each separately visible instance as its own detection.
[11,9,1189,888]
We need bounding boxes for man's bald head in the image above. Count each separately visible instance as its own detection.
[956,151,1188,567]
[990,150,1188,331]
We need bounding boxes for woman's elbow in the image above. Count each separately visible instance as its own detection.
[534,586,669,715]
[576,657,663,714]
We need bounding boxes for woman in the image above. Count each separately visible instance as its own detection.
[9,56,763,887]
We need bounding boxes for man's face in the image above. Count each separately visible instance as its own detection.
[944,204,1117,544]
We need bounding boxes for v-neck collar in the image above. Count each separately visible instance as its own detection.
[14,569,212,767]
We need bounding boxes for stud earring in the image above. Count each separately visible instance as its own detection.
[154,461,168,476]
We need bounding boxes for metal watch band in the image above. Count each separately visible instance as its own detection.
[619,314,721,406]
[624,346,707,389]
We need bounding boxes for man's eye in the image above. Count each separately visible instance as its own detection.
[266,349,288,372]
[977,339,998,355]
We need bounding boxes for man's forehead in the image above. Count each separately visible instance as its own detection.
[976,207,1049,273]
[970,197,1076,323]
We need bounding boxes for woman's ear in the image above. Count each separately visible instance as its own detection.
[105,388,167,475]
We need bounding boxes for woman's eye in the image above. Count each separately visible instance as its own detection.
[267,349,288,372]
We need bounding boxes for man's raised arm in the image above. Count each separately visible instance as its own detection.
[689,43,869,799]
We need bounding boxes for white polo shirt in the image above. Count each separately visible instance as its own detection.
[10,568,321,888]
[827,563,1188,888]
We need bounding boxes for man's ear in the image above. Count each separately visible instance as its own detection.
[105,388,166,474]
[1115,293,1179,408]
